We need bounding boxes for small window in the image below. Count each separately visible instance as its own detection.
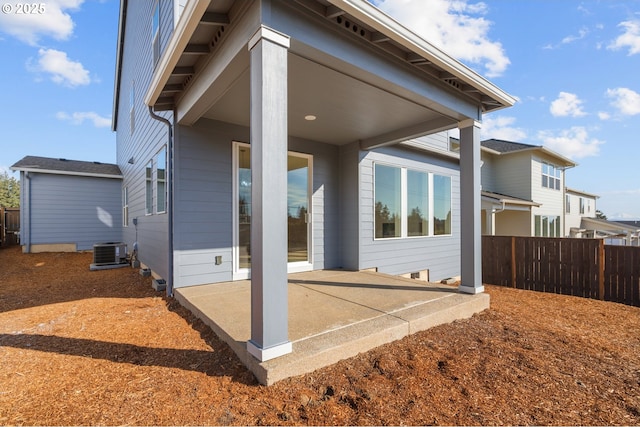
[122,186,129,226]
[152,1,160,66]
[566,194,571,214]
[156,147,166,213]
[580,198,585,214]
[145,160,153,215]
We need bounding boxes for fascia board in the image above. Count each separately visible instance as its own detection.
[10,167,123,180]
[328,0,516,109]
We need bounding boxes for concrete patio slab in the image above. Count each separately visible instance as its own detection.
[175,270,489,385]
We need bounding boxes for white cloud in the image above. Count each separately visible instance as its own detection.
[608,20,640,55]
[374,0,510,77]
[30,48,90,87]
[480,115,527,141]
[56,111,111,127]
[538,126,603,159]
[597,111,611,120]
[606,87,640,116]
[561,27,588,45]
[0,0,83,46]
[550,92,587,117]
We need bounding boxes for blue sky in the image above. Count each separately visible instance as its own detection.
[1,0,640,219]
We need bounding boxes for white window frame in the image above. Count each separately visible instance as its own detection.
[542,162,561,190]
[155,147,167,214]
[535,215,561,237]
[373,162,452,240]
[145,160,153,215]
[231,141,314,280]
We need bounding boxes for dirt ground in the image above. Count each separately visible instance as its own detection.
[1,246,639,426]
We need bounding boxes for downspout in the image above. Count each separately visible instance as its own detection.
[148,106,174,297]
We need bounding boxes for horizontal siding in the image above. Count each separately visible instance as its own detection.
[492,151,531,200]
[115,0,174,280]
[29,174,122,250]
[359,146,461,281]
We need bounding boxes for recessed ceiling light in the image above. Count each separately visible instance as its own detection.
[304,115,316,121]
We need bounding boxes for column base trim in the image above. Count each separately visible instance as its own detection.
[247,340,293,362]
[458,285,485,295]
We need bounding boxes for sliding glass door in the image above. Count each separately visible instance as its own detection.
[233,142,312,278]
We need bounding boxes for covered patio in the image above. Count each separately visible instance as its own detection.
[175,270,489,385]
[144,0,514,370]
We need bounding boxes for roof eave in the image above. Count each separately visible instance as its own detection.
[144,0,211,107]
[327,0,517,111]
[112,0,127,132]
[10,167,123,179]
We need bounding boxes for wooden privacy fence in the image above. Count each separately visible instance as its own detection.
[0,207,20,247]
[482,236,640,308]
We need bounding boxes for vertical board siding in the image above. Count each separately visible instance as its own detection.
[115,0,174,280]
[29,174,122,250]
[483,236,640,308]
[359,146,461,281]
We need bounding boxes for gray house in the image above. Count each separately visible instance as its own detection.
[11,156,123,253]
[112,0,514,361]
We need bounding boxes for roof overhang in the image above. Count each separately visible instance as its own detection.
[115,0,515,146]
[482,190,541,211]
[10,166,123,180]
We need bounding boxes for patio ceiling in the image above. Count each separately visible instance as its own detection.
[143,0,515,146]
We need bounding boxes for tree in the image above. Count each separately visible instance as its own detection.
[595,209,607,220]
[0,171,20,207]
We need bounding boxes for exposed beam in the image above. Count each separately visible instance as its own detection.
[406,52,429,64]
[325,5,344,18]
[156,96,174,106]
[172,66,194,76]
[371,32,390,43]
[184,43,210,54]
[201,12,230,25]
[162,83,183,92]
[359,116,457,150]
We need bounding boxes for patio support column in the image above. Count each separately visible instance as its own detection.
[458,119,484,294]
[246,26,292,362]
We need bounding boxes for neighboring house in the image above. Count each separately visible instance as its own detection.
[565,187,598,236]
[10,156,123,253]
[112,0,514,361]
[472,139,577,237]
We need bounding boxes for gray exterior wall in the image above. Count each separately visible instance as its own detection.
[358,146,461,281]
[21,173,122,250]
[115,0,174,280]
[172,118,342,289]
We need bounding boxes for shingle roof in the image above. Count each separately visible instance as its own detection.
[11,156,122,177]
[481,139,540,153]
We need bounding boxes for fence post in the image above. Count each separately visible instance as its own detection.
[598,239,605,300]
[511,236,516,288]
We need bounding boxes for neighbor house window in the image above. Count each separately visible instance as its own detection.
[123,186,129,227]
[535,215,561,237]
[542,162,561,190]
[374,163,452,239]
[156,147,166,213]
[566,194,571,214]
[145,160,153,215]
[152,1,160,66]
[580,197,585,214]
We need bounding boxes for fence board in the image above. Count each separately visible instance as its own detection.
[483,236,640,308]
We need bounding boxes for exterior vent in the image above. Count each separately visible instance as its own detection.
[93,242,128,266]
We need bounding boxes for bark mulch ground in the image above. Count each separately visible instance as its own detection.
[1,245,639,425]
